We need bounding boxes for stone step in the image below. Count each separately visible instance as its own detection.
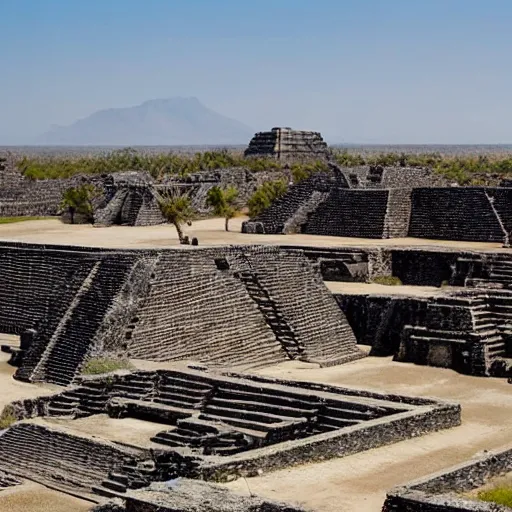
[101,479,127,493]
[198,413,282,435]
[108,472,129,485]
[203,404,298,425]
[92,486,120,499]
[215,386,320,410]
[157,392,203,404]
[206,397,316,419]
[157,383,210,397]
[159,376,213,392]
[153,397,199,410]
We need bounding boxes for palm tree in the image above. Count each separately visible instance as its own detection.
[60,184,99,224]
[156,186,195,243]
[206,185,239,231]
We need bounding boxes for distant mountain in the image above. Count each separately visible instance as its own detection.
[38,97,254,146]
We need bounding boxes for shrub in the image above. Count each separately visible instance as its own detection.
[61,184,101,224]
[478,487,512,507]
[247,180,288,217]
[0,405,17,429]
[372,276,403,286]
[82,357,134,375]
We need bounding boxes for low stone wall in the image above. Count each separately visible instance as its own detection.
[383,445,512,511]
[123,480,308,512]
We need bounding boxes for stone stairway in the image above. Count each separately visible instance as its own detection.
[121,189,144,226]
[0,422,138,497]
[456,254,512,289]
[35,257,136,386]
[47,380,111,418]
[0,470,21,489]
[154,372,214,410]
[243,174,332,234]
[13,261,99,382]
[151,417,250,456]
[314,399,396,433]
[234,270,304,359]
[93,459,160,498]
[398,294,509,375]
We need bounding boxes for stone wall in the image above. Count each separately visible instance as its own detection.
[409,188,511,243]
[303,188,391,238]
[247,180,511,243]
[343,166,450,189]
[124,481,308,512]
[5,367,460,492]
[242,173,334,234]
[127,245,363,368]
[336,287,512,376]
[383,445,512,511]
[0,421,143,499]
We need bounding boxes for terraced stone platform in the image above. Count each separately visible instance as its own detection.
[3,367,460,500]
[0,242,362,386]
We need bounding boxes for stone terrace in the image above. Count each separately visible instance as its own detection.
[3,367,459,500]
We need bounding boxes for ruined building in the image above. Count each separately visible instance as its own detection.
[243,169,512,244]
[0,243,364,387]
[244,127,329,161]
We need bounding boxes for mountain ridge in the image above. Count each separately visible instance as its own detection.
[38,97,254,146]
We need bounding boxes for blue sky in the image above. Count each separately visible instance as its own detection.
[1,0,511,144]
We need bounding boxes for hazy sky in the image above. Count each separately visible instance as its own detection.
[1,0,511,144]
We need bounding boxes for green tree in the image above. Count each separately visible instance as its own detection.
[60,184,99,224]
[206,185,239,231]
[156,187,195,243]
[247,179,288,217]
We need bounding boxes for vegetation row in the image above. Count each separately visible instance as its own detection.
[11,147,512,184]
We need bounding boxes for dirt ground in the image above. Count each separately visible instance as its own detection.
[0,217,507,251]
[222,358,512,512]
[0,481,92,512]
[326,281,456,297]
[40,414,173,450]
[0,339,58,411]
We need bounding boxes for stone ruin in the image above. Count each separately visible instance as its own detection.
[243,167,512,244]
[0,242,363,387]
[244,127,329,162]
[284,244,512,379]
[2,367,459,502]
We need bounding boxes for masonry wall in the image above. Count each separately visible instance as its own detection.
[335,294,427,356]
[127,246,362,368]
[303,188,390,238]
[383,446,512,511]
[127,248,286,368]
[408,188,508,243]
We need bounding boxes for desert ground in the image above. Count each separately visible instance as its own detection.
[0,216,505,251]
